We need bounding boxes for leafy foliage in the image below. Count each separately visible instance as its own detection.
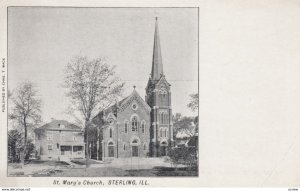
[8,130,22,162]
[168,147,198,169]
[187,93,198,112]
[8,130,35,162]
[173,113,196,138]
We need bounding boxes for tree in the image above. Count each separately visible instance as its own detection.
[187,93,198,135]
[24,139,35,160]
[8,129,22,163]
[9,82,42,164]
[187,93,198,112]
[173,113,195,138]
[63,55,124,165]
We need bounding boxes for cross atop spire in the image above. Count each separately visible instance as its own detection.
[151,17,163,81]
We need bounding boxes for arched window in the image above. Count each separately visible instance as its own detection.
[160,112,164,124]
[123,144,126,151]
[164,113,168,124]
[109,128,112,138]
[124,121,128,133]
[141,121,145,134]
[164,129,167,137]
[132,116,138,132]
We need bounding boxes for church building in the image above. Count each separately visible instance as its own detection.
[91,18,173,159]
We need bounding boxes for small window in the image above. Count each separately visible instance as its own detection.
[123,144,126,151]
[125,122,128,133]
[141,122,145,134]
[108,119,114,125]
[46,132,53,141]
[48,145,53,150]
[109,128,113,138]
[132,103,138,110]
[160,129,163,137]
[73,146,83,152]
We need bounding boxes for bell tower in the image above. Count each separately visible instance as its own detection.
[146,17,173,157]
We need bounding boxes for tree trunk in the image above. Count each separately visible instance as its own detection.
[22,120,27,165]
[85,119,89,169]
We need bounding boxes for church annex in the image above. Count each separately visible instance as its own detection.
[90,18,173,160]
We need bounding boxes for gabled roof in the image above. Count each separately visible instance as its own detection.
[156,74,171,87]
[35,120,82,133]
[146,74,171,92]
[95,89,151,120]
[118,89,151,112]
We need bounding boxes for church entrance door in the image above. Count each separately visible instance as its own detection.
[132,146,138,157]
[108,146,114,157]
[160,146,167,156]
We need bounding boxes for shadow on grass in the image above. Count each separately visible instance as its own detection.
[24,159,70,166]
[71,159,102,165]
[125,166,198,177]
[32,169,64,177]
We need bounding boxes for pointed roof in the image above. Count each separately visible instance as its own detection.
[118,88,151,112]
[151,17,163,81]
[94,88,151,119]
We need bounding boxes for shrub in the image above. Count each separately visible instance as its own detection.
[168,147,198,169]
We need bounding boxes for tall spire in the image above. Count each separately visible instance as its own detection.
[151,17,163,81]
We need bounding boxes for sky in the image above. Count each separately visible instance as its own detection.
[8,7,198,124]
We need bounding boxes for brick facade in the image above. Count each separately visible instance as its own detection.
[90,18,173,159]
[91,90,151,159]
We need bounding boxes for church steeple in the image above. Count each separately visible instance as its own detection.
[151,17,163,81]
[146,17,173,157]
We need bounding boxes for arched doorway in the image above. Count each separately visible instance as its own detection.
[108,141,114,157]
[132,139,139,157]
[160,141,168,156]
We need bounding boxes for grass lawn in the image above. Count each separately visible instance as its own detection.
[9,158,198,177]
[43,166,198,177]
[26,160,70,166]
[8,160,70,177]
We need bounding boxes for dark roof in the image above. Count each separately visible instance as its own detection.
[35,120,82,132]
